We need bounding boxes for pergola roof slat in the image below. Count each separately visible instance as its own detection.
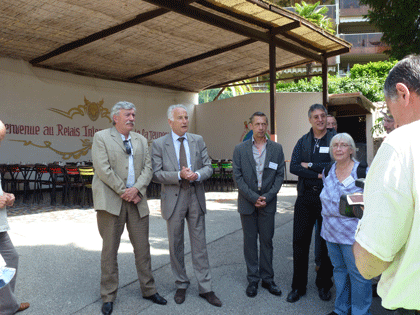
[0,0,351,92]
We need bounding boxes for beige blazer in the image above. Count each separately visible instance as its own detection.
[92,127,152,217]
[151,133,213,220]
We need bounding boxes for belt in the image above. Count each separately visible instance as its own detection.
[310,185,320,192]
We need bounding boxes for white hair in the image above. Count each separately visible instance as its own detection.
[167,104,188,121]
[111,101,136,125]
[329,133,357,161]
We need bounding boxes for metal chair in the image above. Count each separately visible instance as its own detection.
[64,165,84,206]
[210,160,222,191]
[48,164,70,206]
[0,164,13,192]
[18,164,36,203]
[7,164,26,202]
[78,166,94,207]
[221,159,235,191]
[33,164,52,204]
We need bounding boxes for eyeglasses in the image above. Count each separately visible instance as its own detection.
[123,140,131,155]
[332,143,349,149]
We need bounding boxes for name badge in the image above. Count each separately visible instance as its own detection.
[342,176,355,187]
[319,146,329,153]
[269,162,278,170]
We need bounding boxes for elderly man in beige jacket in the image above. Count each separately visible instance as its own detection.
[92,101,166,315]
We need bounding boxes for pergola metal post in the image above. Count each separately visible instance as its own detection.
[269,36,277,141]
[322,58,328,108]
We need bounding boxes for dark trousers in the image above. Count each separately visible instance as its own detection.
[396,309,420,315]
[291,191,333,291]
[240,209,275,283]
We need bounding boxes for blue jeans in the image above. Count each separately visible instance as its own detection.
[327,241,372,315]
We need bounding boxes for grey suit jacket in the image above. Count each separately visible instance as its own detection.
[92,127,152,217]
[232,139,285,215]
[151,132,213,220]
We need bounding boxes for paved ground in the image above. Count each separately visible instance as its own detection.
[7,184,394,315]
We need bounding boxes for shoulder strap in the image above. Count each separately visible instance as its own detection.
[356,160,368,179]
[324,162,334,177]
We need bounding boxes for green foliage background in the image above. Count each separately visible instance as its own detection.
[359,0,420,60]
[276,60,398,102]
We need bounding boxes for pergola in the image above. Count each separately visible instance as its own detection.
[0,0,351,135]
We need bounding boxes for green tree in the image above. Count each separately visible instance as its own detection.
[294,1,335,34]
[276,60,397,103]
[359,0,420,59]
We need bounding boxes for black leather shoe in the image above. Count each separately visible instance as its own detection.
[143,293,167,305]
[319,288,332,301]
[101,302,113,315]
[261,281,282,296]
[246,282,258,297]
[286,289,306,303]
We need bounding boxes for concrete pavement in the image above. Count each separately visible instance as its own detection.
[8,184,393,314]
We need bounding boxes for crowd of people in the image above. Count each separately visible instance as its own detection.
[1,55,419,315]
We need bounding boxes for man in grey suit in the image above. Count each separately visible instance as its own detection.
[92,101,167,315]
[233,111,285,298]
[151,104,222,307]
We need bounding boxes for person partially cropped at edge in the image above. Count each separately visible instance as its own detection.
[0,120,30,314]
[353,55,420,314]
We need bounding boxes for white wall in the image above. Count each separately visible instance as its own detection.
[196,92,323,181]
[0,57,197,164]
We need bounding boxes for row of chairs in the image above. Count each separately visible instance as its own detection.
[0,164,94,207]
[206,159,235,192]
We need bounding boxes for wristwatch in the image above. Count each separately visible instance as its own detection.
[308,162,313,169]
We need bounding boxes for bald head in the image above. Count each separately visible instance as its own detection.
[0,120,6,144]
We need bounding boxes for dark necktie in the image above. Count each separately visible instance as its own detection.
[178,137,189,188]
[123,140,131,155]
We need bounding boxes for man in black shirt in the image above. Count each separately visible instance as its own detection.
[286,104,335,303]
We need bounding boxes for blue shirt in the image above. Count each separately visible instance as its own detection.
[320,161,367,245]
[171,131,200,181]
[119,133,135,188]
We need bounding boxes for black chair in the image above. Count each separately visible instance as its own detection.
[221,160,235,191]
[18,164,36,203]
[0,164,13,192]
[210,160,222,191]
[7,164,26,202]
[65,165,84,206]
[48,164,70,206]
[33,164,52,204]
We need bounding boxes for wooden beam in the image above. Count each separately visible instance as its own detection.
[130,38,257,80]
[269,36,276,136]
[322,59,328,107]
[213,87,226,101]
[196,0,270,29]
[30,8,170,64]
[203,59,313,90]
[324,47,351,58]
[142,0,323,62]
[221,73,322,87]
[271,21,301,35]
[246,0,351,48]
